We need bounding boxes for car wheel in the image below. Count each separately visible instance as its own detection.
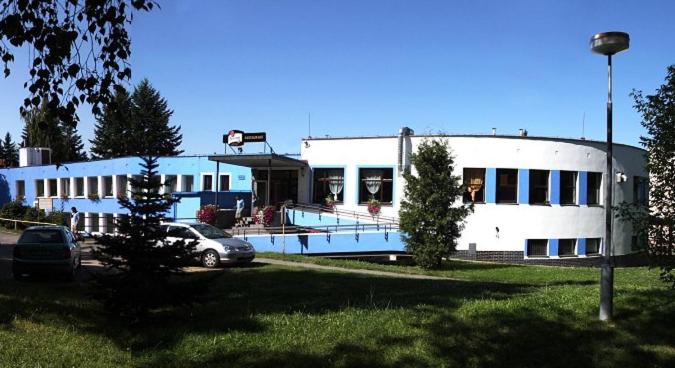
[201,250,220,268]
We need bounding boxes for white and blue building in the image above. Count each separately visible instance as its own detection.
[0,128,648,264]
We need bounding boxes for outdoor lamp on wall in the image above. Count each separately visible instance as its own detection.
[590,31,629,322]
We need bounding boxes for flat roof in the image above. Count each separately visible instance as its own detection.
[208,153,308,168]
[302,133,646,152]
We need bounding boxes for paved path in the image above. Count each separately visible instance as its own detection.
[254,257,465,281]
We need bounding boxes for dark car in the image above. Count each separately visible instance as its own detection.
[13,226,82,280]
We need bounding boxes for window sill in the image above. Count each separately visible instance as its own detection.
[529,203,551,206]
[496,202,519,205]
[559,254,577,258]
[585,253,602,257]
[586,204,603,208]
[358,203,393,207]
[560,204,579,207]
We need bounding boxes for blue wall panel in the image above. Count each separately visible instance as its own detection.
[518,169,529,204]
[578,171,588,205]
[240,231,405,254]
[576,238,586,256]
[486,168,496,204]
[548,239,559,256]
[550,170,561,205]
[288,208,363,228]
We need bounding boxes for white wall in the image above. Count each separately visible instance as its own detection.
[301,135,647,256]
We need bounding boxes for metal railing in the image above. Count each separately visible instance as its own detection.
[0,217,59,230]
[228,222,399,237]
[287,203,399,225]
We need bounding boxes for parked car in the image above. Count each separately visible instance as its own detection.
[159,222,256,268]
[13,226,82,280]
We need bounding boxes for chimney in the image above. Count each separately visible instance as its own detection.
[491,128,497,136]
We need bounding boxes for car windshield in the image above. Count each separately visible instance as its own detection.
[191,224,231,239]
[19,229,64,244]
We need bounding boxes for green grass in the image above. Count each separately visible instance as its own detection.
[0,261,673,367]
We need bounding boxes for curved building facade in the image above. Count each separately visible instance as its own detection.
[299,132,647,260]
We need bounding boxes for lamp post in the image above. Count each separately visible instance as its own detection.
[590,31,629,322]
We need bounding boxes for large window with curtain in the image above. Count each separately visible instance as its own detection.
[358,168,393,204]
[312,168,344,204]
[463,168,485,203]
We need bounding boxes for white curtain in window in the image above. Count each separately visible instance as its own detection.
[327,170,344,197]
[364,169,383,195]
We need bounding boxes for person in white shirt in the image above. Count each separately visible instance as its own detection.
[70,207,80,233]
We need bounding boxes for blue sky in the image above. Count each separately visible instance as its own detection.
[1,0,673,155]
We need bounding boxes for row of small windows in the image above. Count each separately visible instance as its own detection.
[527,238,601,257]
[312,168,394,205]
[463,168,604,205]
[14,175,200,200]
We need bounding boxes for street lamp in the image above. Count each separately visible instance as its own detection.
[590,31,629,322]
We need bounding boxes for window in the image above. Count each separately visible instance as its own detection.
[183,175,194,192]
[586,238,601,255]
[463,168,485,203]
[60,178,70,197]
[358,168,393,204]
[313,168,345,204]
[103,176,113,197]
[48,179,57,197]
[218,174,230,191]
[527,239,548,257]
[496,169,518,204]
[87,177,99,196]
[202,174,213,191]
[558,239,576,257]
[633,176,648,206]
[168,226,198,239]
[560,171,577,205]
[89,213,99,233]
[15,180,25,199]
[587,172,602,205]
[35,179,44,197]
[75,177,85,197]
[164,175,178,194]
[529,170,549,205]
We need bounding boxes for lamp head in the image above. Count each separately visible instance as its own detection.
[590,32,629,55]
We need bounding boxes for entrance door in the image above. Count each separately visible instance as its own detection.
[253,169,298,207]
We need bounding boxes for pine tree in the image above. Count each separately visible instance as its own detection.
[62,125,88,162]
[90,79,183,158]
[399,139,473,269]
[1,133,20,167]
[90,88,133,159]
[92,156,202,321]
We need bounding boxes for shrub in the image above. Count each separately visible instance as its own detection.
[45,211,69,227]
[0,201,28,228]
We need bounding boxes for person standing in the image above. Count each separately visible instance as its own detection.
[70,207,80,234]
[235,196,245,227]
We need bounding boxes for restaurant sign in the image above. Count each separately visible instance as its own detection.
[224,130,267,146]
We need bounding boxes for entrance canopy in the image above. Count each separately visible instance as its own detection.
[207,153,308,168]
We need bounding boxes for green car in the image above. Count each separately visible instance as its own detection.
[13,226,82,280]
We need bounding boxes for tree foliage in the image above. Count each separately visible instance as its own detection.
[0,132,19,167]
[0,0,157,128]
[399,139,472,269]
[21,101,87,162]
[629,65,675,288]
[90,78,183,158]
[92,156,202,322]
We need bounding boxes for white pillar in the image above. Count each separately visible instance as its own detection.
[70,178,76,199]
[127,174,133,197]
[97,176,104,198]
[83,177,90,198]
[43,180,50,198]
[160,174,166,195]
[84,212,92,233]
[99,213,107,234]
[56,178,63,198]
[177,175,184,192]
[112,213,120,234]
[112,175,118,198]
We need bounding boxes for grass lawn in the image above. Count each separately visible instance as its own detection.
[0,260,673,367]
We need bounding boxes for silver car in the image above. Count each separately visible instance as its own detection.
[160,222,255,268]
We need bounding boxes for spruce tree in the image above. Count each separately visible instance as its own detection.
[92,156,202,321]
[90,88,133,159]
[90,80,183,158]
[21,102,88,163]
[62,126,88,162]
[1,133,20,167]
[399,139,473,269]
[130,79,183,156]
